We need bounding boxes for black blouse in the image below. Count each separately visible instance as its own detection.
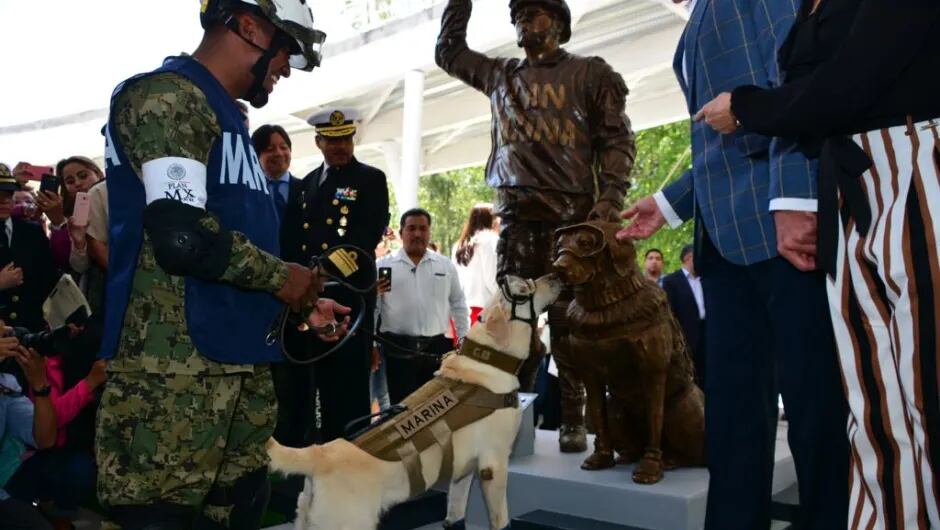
[731,0,940,140]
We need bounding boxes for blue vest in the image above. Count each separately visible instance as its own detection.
[101,56,283,365]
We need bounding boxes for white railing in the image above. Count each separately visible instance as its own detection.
[340,0,439,31]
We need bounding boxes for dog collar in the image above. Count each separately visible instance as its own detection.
[458,338,525,375]
[574,273,647,310]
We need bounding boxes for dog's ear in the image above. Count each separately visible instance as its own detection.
[481,303,511,350]
[604,224,636,277]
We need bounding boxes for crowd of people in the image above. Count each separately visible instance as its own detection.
[0,159,109,530]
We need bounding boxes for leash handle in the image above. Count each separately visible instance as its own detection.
[344,403,409,439]
[267,244,378,365]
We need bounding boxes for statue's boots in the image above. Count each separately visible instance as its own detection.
[553,334,587,453]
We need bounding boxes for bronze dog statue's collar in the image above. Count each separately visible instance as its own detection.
[574,274,647,310]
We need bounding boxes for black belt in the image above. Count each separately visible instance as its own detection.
[380,332,449,355]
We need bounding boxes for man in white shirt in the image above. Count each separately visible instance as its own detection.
[375,208,470,403]
[661,245,705,386]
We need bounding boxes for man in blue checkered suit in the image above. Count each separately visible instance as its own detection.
[619,1,849,528]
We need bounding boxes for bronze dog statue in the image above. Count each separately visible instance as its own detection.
[552,220,705,484]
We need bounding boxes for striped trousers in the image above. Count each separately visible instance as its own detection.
[828,118,940,530]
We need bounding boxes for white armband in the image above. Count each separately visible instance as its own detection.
[141,157,208,209]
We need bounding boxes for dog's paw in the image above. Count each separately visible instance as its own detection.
[632,455,664,484]
[442,519,466,529]
[580,450,616,470]
[614,452,640,466]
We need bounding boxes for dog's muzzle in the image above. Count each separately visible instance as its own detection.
[498,277,539,326]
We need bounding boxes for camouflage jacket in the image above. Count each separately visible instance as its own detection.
[109,72,288,375]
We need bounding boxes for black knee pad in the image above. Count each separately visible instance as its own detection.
[109,503,194,530]
[195,467,270,530]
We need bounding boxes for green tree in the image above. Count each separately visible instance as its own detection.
[627,120,694,273]
[416,166,494,255]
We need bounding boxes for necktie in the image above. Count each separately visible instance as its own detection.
[272,181,287,215]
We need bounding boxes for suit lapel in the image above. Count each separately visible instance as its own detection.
[677,271,695,304]
[684,0,711,111]
[304,165,325,208]
[673,30,691,110]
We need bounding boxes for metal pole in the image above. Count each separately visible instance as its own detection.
[399,69,425,212]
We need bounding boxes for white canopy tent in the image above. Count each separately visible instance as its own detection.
[0,0,691,210]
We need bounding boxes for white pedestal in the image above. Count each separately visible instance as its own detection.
[449,424,797,530]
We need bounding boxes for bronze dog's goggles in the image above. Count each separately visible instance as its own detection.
[554,222,607,259]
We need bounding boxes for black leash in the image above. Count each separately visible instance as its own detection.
[267,244,447,365]
[269,249,540,366]
[266,244,374,365]
[343,403,409,440]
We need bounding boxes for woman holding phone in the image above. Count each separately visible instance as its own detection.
[44,157,102,275]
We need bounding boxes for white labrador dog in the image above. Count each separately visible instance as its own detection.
[267,274,562,530]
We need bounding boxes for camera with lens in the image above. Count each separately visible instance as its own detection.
[10,325,71,357]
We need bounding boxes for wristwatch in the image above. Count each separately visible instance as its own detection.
[32,384,52,397]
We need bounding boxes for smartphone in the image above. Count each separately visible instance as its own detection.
[18,163,55,181]
[39,174,60,194]
[72,192,91,226]
[378,267,392,290]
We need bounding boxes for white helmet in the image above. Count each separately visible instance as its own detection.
[200,0,327,71]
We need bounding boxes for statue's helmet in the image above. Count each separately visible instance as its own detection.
[509,0,572,44]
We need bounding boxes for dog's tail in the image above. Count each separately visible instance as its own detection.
[266,437,323,477]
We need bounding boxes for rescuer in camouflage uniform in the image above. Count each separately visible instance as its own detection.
[435,0,636,452]
[95,2,336,529]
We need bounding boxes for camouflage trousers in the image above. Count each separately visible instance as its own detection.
[95,366,275,527]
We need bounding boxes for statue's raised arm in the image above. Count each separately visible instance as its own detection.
[435,0,508,95]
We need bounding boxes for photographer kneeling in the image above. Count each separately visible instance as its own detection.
[0,327,57,530]
[2,323,102,529]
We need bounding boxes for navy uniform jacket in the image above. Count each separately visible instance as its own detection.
[0,219,59,332]
[278,175,305,257]
[283,157,390,327]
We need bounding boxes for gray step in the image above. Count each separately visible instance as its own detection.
[513,510,649,529]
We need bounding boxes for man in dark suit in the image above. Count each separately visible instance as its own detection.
[280,108,389,445]
[662,244,704,387]
[251,125,315,454]
[618,1,848,528]
[0,164,58,334]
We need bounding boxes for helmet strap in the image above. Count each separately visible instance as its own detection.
[243,42,280,108]
[224,13,290,108]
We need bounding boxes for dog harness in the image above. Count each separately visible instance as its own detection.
[353,339,523,496]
